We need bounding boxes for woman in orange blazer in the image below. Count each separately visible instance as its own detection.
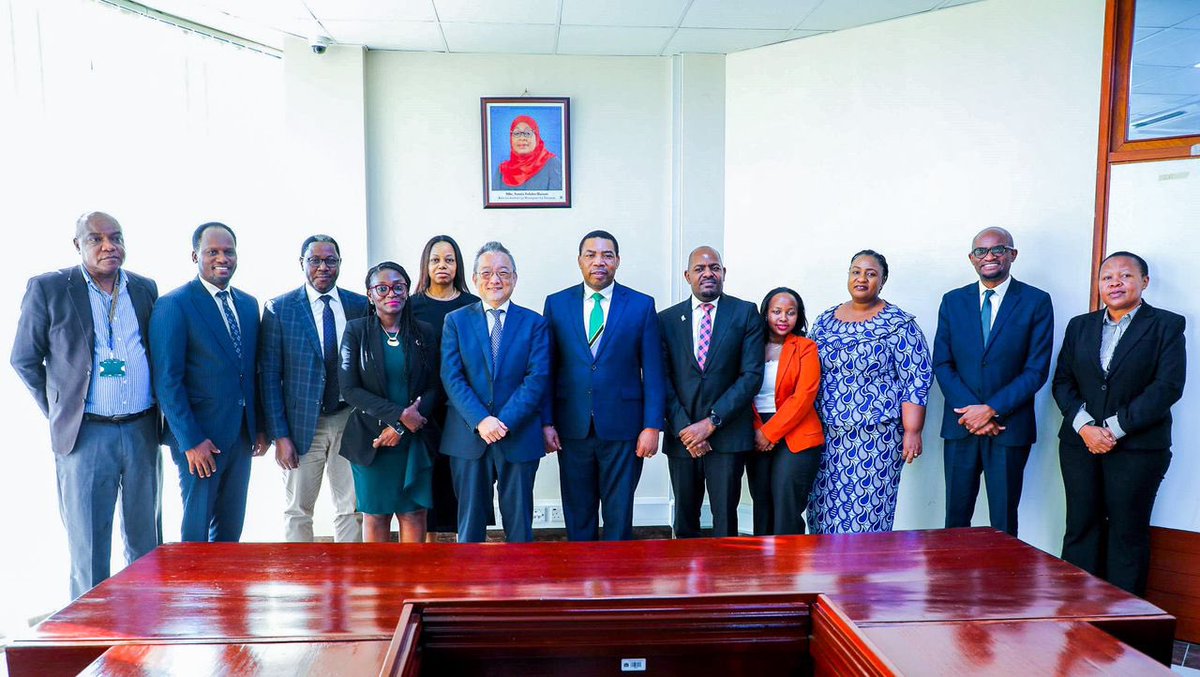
[749,287,824,535]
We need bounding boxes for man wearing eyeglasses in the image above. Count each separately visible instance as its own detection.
[440,241,550,543]
[933,227,1054,538]
[259,235,369,542]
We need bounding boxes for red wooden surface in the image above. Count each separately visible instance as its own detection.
[861,619,1171,675]
[811,595,897,677]
[5,528,1172,675]
[1146,526,1200,643]
[77,641,390,676]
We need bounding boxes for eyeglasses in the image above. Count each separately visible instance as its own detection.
[305,256,341,268]
[970,245,1014,258]
[370,283,408,296]
[510,130,535,139]
[477,270,513,281]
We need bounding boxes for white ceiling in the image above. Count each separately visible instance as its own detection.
[1128,0,1200,139]
[130,0,982,56]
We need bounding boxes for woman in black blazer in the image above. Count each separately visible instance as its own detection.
[1052,251,1186,595]
[339,262,442,543]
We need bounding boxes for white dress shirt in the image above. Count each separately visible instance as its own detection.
[582,282,614,349]
[978,275,1012,327]
[691,295,721,362]
[199,277,241,337]
[483,299,512,333]
[305,284,347,350]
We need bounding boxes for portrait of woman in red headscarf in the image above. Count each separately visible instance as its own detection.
[492,115,564,191]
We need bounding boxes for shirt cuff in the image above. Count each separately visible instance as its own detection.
[1071,407,1093,433]
[1105,414,1126,439]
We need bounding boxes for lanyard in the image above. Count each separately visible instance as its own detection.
[104,278,121,354]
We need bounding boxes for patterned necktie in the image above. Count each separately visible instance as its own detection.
[320,295,340,414]
[696,303,714,370]
[981,289,995,346]
[587,292,604,354]
[488,308,504,367]
[216,290,242,360]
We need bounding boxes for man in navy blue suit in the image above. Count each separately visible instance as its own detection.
[933,227,1053,538]
[440,241,550,543]
[541,230,666,541]
[151,222,268,542]
[260,235,369,542]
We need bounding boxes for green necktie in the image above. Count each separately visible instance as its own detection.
[588,292,604,346]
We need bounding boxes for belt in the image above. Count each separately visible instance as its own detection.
[83,407,155,424]
[321,402,349,416]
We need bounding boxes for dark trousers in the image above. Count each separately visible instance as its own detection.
[1059,442,1170,596]
[559,434,642,541]
[943,437,1031,537]
[745,441,823,536]
[56,415,161,598]
[668,451,745,538]
[173,428,251,543]
[451,444,538,543]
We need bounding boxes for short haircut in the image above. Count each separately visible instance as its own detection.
[192,222,237,251]
[415,235,470,295]
[300,234,341,259]
[474,241,516,274]
[850,249,888,282]
[578,230,620,256]
[1102,250,1149,277]
[972,226,1015,249]
[758,286,809,337]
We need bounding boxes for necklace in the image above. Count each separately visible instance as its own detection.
[383,328,400,347]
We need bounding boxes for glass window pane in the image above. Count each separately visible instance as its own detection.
[1127,0,1200,140]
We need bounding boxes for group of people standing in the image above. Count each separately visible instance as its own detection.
[13,214,1184,602]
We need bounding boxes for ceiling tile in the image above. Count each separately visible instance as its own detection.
[561,0,689,28]
[665,27,790,54]
[304,0,436,22]
[434,0,559,25]
[682,0,821,29]
[188,0,310,22]
[798,0,941,31]
[556,25,674,55]
[323,20,445,51]
[440,22,557,54]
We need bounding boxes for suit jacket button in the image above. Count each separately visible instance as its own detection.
[1100,384,1107,391]
[591,365,597,371]
[239,398,245,407]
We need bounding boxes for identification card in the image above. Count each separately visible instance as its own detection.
[98,358,126,378]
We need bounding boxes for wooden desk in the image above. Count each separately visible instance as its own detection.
[6,528,1174,675]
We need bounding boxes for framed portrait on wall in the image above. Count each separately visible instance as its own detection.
[481,97,571,208]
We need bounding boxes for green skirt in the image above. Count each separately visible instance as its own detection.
[351,435,433,516]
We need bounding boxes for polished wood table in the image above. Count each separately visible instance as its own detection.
[5,528,1174,675]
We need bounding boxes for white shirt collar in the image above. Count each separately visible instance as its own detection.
[305,284,340,306]
[1104,302,1142,326]
[584,282,615,302]
[482,299,512,314]
[978,275,1012,302]
[692,294,721,311]
[199,276,232,299]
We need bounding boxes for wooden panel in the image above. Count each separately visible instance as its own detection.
[76,641,390,676]
[810,595,896,677]
[1147,526,1200,643]
[861,620,1171,676]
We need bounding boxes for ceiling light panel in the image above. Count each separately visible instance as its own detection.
[561,0,690,28]
[682,0,822,29]
[433,0,559,24]
[556,25,675,55]
[440,21,557,54]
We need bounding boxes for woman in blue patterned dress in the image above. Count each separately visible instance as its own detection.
[807,250,932,533]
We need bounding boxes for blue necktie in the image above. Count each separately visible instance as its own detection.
[320,295,340,414]
[488,308,504,368]
[981,289,995,346]
[216,290,242,360]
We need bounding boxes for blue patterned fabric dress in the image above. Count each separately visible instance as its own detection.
[807,303,932,533]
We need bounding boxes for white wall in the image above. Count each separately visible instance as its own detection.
[1107,158,1200,531]
[364,52,679,509]
[724,0,1106,554]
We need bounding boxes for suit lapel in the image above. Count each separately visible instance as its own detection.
[568,284,591,362]
[777,337,797,388]
[293,287,322,356]
[1083,310,1106,378]
[128,275,153,343]
[473,304,494,378]
[703,296,732,367]
[594,284,627,362]
[677,302,699,372]
[982,280,1023,356]
[1106,303,1154,376]
[67,268,96,347]
[496,304,523,374]
[187,279,240,365]
[338,288,368,321]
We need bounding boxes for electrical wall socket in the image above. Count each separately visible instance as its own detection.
[547,505,564,524]
[531,507,547,524]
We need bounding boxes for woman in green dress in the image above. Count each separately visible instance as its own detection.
[339,262,442,542]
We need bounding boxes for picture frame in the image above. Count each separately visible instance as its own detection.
[480,97,571,208]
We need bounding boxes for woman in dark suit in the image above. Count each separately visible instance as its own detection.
[1052,251,1186,595]
[339,262,442,543]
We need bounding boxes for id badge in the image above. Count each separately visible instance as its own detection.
[99,358,126,378]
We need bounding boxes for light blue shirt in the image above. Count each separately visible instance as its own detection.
[1071,304,1142,439]
[82,267,153,416]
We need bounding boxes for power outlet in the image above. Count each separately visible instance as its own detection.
[620,658,646,672]
[531,507,547,524]
[547,505,564,524]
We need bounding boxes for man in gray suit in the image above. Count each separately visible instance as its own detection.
[11,212,161,599]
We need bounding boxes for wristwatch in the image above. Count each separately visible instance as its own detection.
[708,411,722,428]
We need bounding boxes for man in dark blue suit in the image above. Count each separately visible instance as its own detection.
[260,235,369,542]
[440,241,550,543]
[933,227,1054,537]
[151,222,268,542]
[541,230,666,541]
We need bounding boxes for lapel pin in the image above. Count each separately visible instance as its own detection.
[681,315,686,321]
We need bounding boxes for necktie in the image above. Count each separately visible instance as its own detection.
[488,308,504,367]
[696,303,714,370]
[981,289,995,346]
[320,295,340,414]
[217,290,242,360]
[587,292,604,354]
